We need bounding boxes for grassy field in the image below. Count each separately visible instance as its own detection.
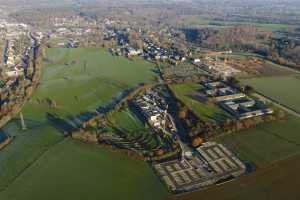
[241,75,300,113]
[170,83,230,122]
[174,16,296,32]
[39,48,157,114]
[108,109,146,137]
[107,109,161,150]
[0,139,167,200]
[0,48,167,200]
[216,115,300,167]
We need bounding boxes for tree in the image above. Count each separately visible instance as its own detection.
[192,137,204,147]
[227,77,240,88]
[244,85,254,94]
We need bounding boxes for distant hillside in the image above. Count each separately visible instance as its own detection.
[0,0,74,9]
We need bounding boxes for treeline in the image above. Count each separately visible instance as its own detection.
[255,37,300,70]
[182,26,270,51]
[182,25,300,71]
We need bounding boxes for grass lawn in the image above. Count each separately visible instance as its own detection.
[0,139,167,200]
[108,109,146,136]
[107,109,160,149]
[170,83,230,122]
[241,75,300,113]
[0,48,165,199]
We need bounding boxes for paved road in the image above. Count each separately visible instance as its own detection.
[253,92,300,118]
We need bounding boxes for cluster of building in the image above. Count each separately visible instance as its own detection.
[104,27,144,57]
[134,89,247,193]
[51,16,97,28]
[197,63,240,79]
[154,142,246,193]
[203,81,273,120]
[143,38,186,64]
[103,28,118,41]
[1,22,32,78]
[50,27,97,38]
[134,90,176,134]
[107,28,188,64]
[109,46,143,57]
[55,38,80,48]
[47,16,100,48]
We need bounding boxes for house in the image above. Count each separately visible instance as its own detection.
[126,47,143,56]
[193,59,201,64]
[204,81,246,102]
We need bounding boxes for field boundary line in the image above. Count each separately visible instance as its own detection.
[0,137,66,194]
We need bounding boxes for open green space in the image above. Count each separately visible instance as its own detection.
[175,16,296,32]
[241,75,300,113]
[107,109,161,150]
[170,83,230,122]
[0,139,167,200]
[39,48,157,115]
[216,115,300,168]
[48,37,69,46]
[108,109,146,136]
[0,48,166,200]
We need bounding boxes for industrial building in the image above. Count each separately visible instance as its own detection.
[203,81,273,119]
[219,97,274,120]
[154,142,246,193]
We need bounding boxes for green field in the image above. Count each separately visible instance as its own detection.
[0,48,167,200]
[216,115,300,167]
[2,47,300,200]
[174,16,296,32]
[241,75,300,113]
[170,83,230,122]
[0,139,167,200]
[108,109,146,137]
[39,48,157,114]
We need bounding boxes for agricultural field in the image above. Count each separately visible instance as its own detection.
[173,16,296,32]
[216,115,300,167]
[0,139,167,200]
[241,75,300,113]
[170,83,230,122]
[39,48,157,115]
[0,48,166,200]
